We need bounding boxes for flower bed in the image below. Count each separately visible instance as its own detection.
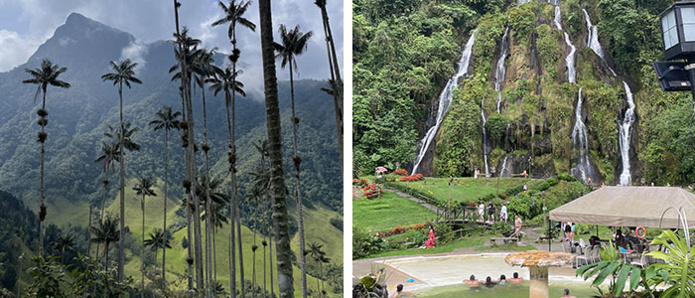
[399,173,424,182]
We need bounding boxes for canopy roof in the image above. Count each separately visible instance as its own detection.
[549,186,695,228]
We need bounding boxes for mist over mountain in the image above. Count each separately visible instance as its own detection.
[0,12,341,213]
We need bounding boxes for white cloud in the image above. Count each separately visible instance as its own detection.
[0,29,40,72]
[120,40,148,74]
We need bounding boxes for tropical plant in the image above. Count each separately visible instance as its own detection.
[143,228,173,266]
[149,105,180,281]
[52,231,75,265]
[275,23,313,298]
[577,240,656,297]
[95,142,121,219]
[90,215,120,273]
[133,175,157,295]
[258,0,294,296]
[647,229,695,297]
[101,58,142,282]
[22,58,71,256]
[212,2,256,295]
[307,243,327,296]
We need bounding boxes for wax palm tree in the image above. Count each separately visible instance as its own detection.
[198,174,230,281]
[259,1,294,296]
[143,228,172,267]
[133,175,157,296]
[212,3,255,296]
[52,232,75,265]
[314,0,342,165]
[91,215,120,273]
[275,24,313,297]
[209,62,246,298]
[22,58,71,256]
[95,142,121,219]
[101,58,141,282]
[149,106,180,281]
[307,243,327,297]
[191,48,218,294]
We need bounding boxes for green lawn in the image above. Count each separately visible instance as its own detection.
[353,190,438,233]
[392,177,533,205]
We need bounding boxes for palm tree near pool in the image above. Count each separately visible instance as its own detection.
[258,0,294,296]
[212,2,255,296]
[133,175,157,296]
[149,106,180,282]
[275,24,313,298]
[22,58,71,256]
[101,58,142,282]
[143,228,172,271]
[91,215,120,273]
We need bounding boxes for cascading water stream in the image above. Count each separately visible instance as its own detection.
[619,81,635,186]
[500,156,509,177]
[481,97,490,176]
[412,31,477,174]
[495,27,510,113]
[554,4,576,83]
[570,88,592,182]
[583,9,636,185]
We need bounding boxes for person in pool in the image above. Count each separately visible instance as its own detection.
[391,284,413,297]
[463,275,480,289]
[509,272,523,284]
[497,274,507,285]
[483,276,497,288]
[561,288,577,298]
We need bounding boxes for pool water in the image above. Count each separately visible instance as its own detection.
[415,281,602,297]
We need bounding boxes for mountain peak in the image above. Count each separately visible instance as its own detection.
[25,12,135,74]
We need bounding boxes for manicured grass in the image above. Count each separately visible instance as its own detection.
[392,177,534,205]
[353,190,438,233]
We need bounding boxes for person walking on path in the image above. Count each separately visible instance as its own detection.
[511,215,523,238]
[500,203,508,222]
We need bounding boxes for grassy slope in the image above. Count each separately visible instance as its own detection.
[393,177,533,204]
[47,178,342,297]
[353,190,438,233]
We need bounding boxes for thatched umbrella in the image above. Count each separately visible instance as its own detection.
[505,251,575,298]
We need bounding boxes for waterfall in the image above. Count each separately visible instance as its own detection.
[500,156,509,177]
[582,9,616,76]
[570,88,592,182]
[495,27,510,113]
[481,97,490,176]
[412,31,477,174]
[554,5,576,83]
[583,9,636,185]
[619,82,635,185]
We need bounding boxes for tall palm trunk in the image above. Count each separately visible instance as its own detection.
[162,129,169,283]
[289,63,308,298]
[318,2,342,165]
[258,1,294,297]
[268,220,274,298]
[262,238,267,298]
[202,86,213,298]
[231,33,247,298]
[118,82,126,282]
[225,89,237,298]
[105,242,110,273]
[39,89,47,256]
[141,194,146,297]
[88,205,93,257]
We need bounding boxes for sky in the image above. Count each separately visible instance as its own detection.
[0,0,344,96]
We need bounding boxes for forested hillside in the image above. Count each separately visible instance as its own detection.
[353,0,695,186]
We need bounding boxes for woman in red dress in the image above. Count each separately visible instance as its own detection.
[425,225,436,248]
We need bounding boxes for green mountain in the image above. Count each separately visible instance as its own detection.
[0,12,342,295]
[354,0,694,186]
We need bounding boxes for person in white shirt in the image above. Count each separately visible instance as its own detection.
[478,202,485,221]
[500,203,508,222]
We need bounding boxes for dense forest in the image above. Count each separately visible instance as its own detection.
[353,0,695,186]
[0,1,343,297]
